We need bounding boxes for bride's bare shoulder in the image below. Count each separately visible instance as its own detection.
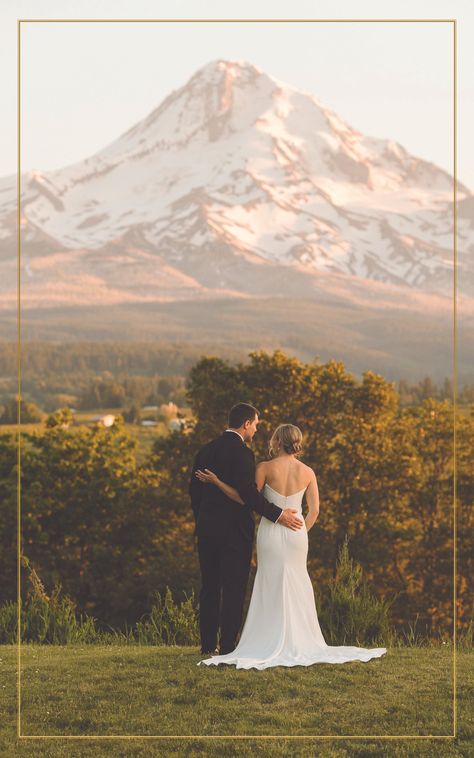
[262,458,282,473]
[299,460,317,478]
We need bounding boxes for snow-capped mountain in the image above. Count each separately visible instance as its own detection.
[0,58,471,310]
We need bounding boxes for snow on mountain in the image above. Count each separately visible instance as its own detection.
[0,58,471,308]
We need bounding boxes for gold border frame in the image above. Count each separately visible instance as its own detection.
[16,17,458,742]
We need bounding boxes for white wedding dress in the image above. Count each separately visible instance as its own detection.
[198,483,387,670]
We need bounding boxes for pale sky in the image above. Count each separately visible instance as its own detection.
[1,0,472,190]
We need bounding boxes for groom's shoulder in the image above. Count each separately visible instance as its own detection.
[198,431,247,452]
[205,432,248,454]
[200,432,231,451]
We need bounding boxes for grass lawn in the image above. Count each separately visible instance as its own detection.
[1,645,472,756]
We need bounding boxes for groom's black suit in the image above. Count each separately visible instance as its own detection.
[189,430,283,653]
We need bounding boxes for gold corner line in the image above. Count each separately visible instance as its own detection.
[17,18,457,23]
[16,15,458,741]
[452,16,457,740]
[16,12,22,743]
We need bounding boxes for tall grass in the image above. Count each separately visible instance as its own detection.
[0,556,199,645]
[2,549,470,648]
[135,587,199,645]
[2,556,98,644]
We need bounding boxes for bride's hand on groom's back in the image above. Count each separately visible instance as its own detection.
[195,468,218,484]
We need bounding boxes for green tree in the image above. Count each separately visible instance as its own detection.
[154,350,472,634]
[396,399,468,635]
[19,415,167,626]
[0,434,17,603]
[0,397,44,424]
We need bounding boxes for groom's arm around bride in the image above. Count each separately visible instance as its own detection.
[228,439,304,531]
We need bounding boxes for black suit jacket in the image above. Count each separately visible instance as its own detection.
[189,431,283,542]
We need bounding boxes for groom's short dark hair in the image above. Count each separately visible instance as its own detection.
[228,403,259,428]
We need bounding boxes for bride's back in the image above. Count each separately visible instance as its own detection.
[263,456,312,497]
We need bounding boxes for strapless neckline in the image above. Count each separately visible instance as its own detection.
[265,482,307,498]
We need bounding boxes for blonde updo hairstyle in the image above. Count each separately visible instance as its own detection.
[268,423,303,458]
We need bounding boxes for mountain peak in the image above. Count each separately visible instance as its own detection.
[191,58,267,83]
[112,57,280,150]
[185,57,275,106]
[196,58,263,73]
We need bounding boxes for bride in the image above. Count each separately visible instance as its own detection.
[195,423,387,670]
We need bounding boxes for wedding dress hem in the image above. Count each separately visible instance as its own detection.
[197,647,387,670]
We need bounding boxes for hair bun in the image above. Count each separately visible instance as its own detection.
[284,440,302,455]
[268,423,303,458]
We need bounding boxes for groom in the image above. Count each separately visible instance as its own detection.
[189,402,303,655]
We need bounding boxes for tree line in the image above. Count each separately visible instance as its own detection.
[0,342,472,421]
[0,350,472,636]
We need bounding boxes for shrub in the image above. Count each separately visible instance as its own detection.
[316,535,396,646]
[135,587,199,645]
[458,618,473,650]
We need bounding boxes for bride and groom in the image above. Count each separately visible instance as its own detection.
[188,402,387,669]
